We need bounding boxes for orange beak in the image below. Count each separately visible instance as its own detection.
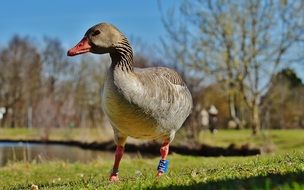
[67,37,92,56]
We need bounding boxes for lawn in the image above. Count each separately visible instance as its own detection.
[0,128,304,189]
[0,152,303,190]
[1,128,304,151]
[198,129,304,153]
[0,127,111,143]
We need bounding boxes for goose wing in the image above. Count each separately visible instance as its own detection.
[130,67,192,128]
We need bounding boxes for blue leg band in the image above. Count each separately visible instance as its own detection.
[157,159,169,173]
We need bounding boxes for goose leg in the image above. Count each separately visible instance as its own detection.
[109,135,127,181]
[157,140,170,176]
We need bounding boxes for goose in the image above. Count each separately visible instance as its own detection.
[67,23,192,181]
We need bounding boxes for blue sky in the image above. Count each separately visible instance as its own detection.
[0,0,303,80]
[0,0,176,48]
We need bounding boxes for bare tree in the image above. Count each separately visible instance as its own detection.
[160,0,304,134]
[73,55,107,128]
[0,36,42,128]
[0,35,110,132]
[41,37,72,93]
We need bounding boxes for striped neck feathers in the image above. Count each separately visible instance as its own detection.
[110,37,133,72]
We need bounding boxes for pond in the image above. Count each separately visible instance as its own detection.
[0,142,140,167]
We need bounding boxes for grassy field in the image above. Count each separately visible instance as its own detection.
[0,127,111,143]
[198,129,304,153]
[1,128,304,151]
[0,128,304,189]
[0,152,303,190]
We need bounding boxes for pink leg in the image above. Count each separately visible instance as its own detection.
[109,145,124,181]
[157,141,169,176]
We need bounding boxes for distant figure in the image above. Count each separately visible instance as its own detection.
[208,105,218,134]
[200,108,209,128]
[0,107,6,120]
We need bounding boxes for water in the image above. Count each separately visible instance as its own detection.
[0,142,125,167]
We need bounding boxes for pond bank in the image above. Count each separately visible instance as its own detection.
[0,139,261,157]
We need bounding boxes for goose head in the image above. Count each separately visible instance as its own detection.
[67,23,125,56]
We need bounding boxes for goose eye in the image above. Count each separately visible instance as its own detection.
[92,30,101,36]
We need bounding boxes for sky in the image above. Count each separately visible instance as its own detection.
[0,0,303,80]
[0,0,176,49]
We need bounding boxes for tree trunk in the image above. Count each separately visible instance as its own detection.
[186,108,200,141]
[228,88,242,129]
[251,102,260,135]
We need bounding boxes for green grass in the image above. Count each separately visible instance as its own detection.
[1,128,304,189]
[0,152,304,189]
[0,127,110,143]
[1,128,304,152]
[198,129,304,152]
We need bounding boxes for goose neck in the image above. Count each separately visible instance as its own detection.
[110,40,134,72]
